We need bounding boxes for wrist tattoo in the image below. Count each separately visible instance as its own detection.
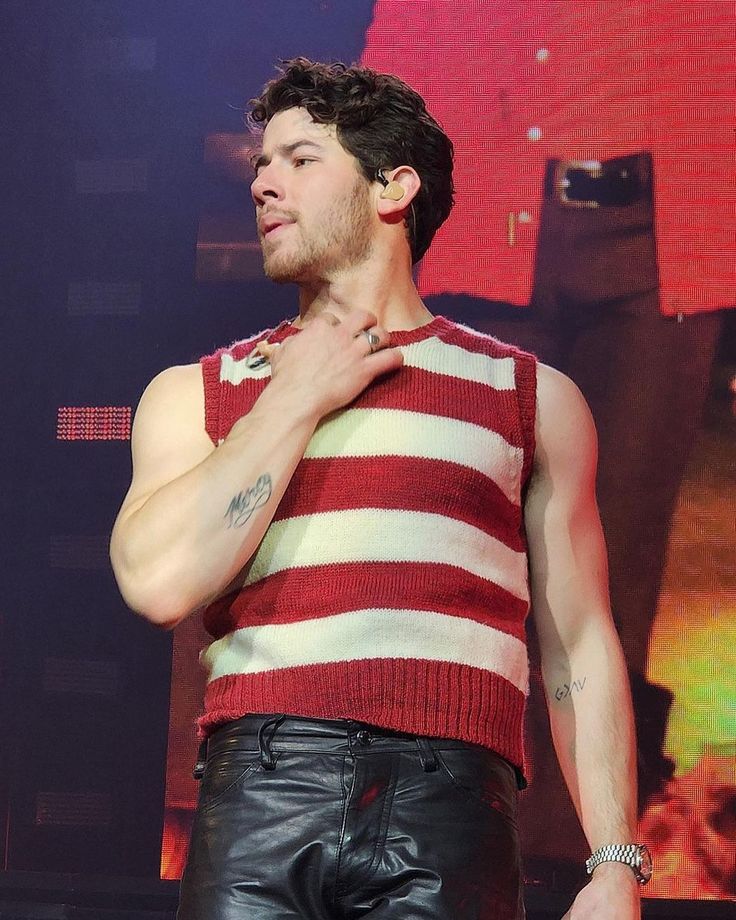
[225,474,272,528]
[554,676,587,701]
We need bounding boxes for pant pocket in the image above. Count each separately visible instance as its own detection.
[198,749,262,813]
[435,747,519,826]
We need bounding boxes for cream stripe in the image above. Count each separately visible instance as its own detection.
[244,508,529,602]
[220,337,517,389]
[401,339,516,390]
[304,408,522,504]
[202,608,529,694]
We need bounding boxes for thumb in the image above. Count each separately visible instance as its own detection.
[255,340,281,359]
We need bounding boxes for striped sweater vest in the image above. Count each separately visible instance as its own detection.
[198,314,537,775]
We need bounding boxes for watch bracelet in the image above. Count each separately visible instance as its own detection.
[585,843,641,875]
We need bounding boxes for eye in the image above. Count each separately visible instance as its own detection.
[294,157,314,168]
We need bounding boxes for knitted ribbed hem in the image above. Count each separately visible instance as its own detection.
[198,658,528,780]
[200,354,224,446]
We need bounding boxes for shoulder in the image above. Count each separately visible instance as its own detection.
[536,363,595,434]
[135,363,204,430]
[532,363,598,481]
[117,363,215,528]
[139,362,202,402]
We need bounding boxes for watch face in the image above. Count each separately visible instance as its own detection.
[637,845,653,883]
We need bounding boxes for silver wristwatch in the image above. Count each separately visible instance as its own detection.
[585,843,653,885]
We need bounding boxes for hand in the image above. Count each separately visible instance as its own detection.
[260,308,404,419]
[561,866,641,920]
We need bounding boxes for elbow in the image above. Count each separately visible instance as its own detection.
[114,569,189,630]
[121,582,192,630]
[133,598,189,631]
[110,542,192,630]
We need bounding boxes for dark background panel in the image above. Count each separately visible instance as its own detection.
[1,0,376,880]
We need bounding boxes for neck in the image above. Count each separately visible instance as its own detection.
[293,254,433,332]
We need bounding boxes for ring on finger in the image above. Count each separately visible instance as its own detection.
[360,330,381,354]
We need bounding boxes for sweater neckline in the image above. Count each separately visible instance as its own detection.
[269,313,452,346]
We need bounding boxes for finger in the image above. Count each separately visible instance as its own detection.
[356,326,391,357]
[340,308,379,337]
[362,344,404,377]
[354,327,389,356]
[256,340,280,359]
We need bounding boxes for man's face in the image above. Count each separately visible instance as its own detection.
[250,107,375,284]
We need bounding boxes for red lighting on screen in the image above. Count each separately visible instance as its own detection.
[639,752,736,899]
[56,406,131,441]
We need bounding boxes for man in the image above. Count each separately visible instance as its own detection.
[110,59,647,919]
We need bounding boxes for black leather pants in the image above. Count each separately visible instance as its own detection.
[177,714,525,919]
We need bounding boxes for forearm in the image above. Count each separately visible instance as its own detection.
[111,381,320,627]
[543,623,638,849]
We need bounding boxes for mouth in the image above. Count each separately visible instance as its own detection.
[260,216,294,238]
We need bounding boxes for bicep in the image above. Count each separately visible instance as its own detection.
[113,364,215,527]
[524,365,613,660]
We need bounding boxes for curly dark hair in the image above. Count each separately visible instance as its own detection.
[249,57,454,263]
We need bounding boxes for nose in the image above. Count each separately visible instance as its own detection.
[251,164,282,206]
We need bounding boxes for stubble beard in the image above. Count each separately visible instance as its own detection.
[261,176,374,284]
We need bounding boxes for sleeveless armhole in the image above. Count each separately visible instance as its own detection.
[514,350,537,490]
[200,352,223,446]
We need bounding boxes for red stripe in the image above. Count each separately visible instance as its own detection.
[354,364,524,448]
[216,361,525,448]
[199,657,527,775]
[274,455,524,548]
[203,560,529,641]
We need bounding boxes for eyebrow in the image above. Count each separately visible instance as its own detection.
[252,139,325,173]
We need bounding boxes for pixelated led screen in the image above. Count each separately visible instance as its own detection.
[161,1,736,900]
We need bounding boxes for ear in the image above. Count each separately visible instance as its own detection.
[375,166,421,220]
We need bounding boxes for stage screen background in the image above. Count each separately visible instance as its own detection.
[161,1,735,901]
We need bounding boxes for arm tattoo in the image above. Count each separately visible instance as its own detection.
[554,677,587,701]
[224,474,272,528]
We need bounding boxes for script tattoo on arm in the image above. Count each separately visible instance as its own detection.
[554,676,587,701]
[224,474,273,528]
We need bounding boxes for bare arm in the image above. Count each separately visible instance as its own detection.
[110,364,320,628]
[524,365,640,919]
[110,309,402,628]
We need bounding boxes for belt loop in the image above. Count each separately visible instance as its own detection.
[192,738,208,780]
[416,736,438,772]
[258,714,286,771]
